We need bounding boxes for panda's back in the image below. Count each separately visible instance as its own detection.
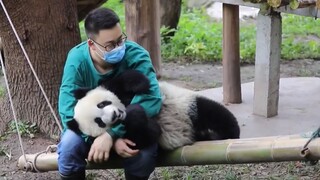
[157,82,197,150]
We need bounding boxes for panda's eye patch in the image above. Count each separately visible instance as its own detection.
[94,117,106,128]
[97,100,112,109]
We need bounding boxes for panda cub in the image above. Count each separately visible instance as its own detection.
[69,70,240,150]
[67,71,161,149]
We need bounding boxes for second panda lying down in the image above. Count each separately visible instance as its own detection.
[67,70,240,150]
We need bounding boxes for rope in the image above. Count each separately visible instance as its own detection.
[32,145,58,172]
[300,126,320,164]
[0,0,62,132]
[0,39,28,164]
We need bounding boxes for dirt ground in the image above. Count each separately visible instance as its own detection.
[1,59,320,180]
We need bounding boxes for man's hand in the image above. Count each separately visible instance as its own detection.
[88,132,113,163]
[114,138,139,158]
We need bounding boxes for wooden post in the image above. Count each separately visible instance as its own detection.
[125,0,162,78]
[253,11,282,117]
[222,4,242,103]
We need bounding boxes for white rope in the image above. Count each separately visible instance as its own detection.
[0,41,28,163]
[0,0,63,132]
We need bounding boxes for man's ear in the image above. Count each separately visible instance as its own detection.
[72,87,91,99]
[88,39,95,48]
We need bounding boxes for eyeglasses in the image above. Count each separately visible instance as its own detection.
[91,33,127,52]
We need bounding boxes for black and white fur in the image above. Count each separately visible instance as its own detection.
[69,70,240,150]
[67,86,127,137]
[67,72,161,149]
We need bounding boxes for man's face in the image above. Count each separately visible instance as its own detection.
[90,23,125,52]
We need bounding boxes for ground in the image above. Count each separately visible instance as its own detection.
[1,59,320,180]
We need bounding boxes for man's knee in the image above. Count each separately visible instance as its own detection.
[58,130,89,175]
[124,143,158,177]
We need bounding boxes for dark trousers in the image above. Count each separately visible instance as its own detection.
[57,129,158,179]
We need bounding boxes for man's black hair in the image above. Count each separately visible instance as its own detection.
[84,7,120,38]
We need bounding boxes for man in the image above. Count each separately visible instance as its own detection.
[57,7,162,180]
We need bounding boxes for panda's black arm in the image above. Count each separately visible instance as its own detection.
[123,104,161,149]
[100,70,150,95]
[66,119,81,134]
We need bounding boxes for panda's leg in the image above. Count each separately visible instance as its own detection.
[192,96,240,141]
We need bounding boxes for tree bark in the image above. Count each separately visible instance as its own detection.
[159,0,182,40]
[0,0,81,137]
[125,0,162,78]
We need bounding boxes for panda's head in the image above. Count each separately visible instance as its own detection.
[68,86,126,137]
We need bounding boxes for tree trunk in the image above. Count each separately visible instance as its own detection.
[125,0,162,78]
[160,0,181,30]
[159,0,182,42]
[0,0,81,137]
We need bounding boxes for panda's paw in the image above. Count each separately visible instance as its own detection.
[124,104,149,129]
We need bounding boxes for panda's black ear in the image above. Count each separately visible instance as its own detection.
[72,87,91,99]
[67,119,80,133]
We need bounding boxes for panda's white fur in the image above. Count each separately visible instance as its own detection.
[73,86,126,137]
[156,82,197,149]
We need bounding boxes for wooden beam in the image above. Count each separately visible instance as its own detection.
[222,4,242,104]
[212,0,320,18]
[290,0,317,9]
[125,0,162,78]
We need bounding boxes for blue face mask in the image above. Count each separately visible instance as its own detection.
[96,44,126,64]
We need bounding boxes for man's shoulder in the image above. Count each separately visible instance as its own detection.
[68,41,88,57]
[66,41,89,67]
[125,41,150,58]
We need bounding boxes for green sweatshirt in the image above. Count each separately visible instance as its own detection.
[58,40,162,142]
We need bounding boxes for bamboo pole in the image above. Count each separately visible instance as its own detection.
[18,136,320,172]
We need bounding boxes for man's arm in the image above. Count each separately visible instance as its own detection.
[58,65,83,131]
[127,52,162,117]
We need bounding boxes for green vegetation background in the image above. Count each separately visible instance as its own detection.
[79,0,320,64]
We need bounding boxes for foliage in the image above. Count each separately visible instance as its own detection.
[281,14,320,60]
[0,86,5,98]
[161,5,320,63]
[79,0,320,64]
[8,120,38,138]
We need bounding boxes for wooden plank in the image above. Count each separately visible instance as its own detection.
[253,11,282,117]
[213,0,261,7]
[290,0,317,9]
[125,0,162,78]
[212,0,320,18]
[222,4,242,104]
[275,6,320,17]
